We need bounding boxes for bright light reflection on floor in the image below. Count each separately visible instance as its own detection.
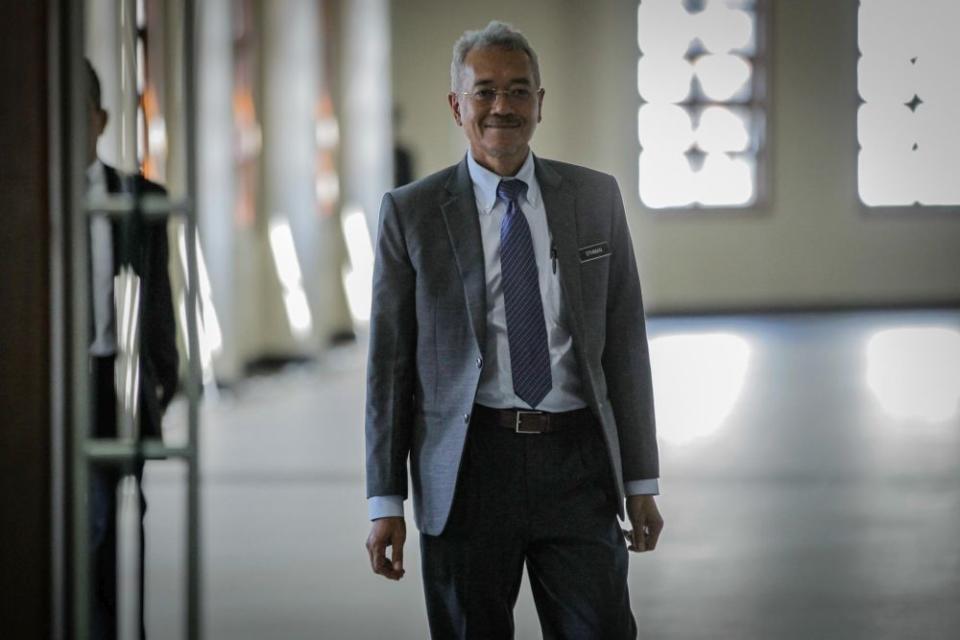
[341,205,374,323]
[175,225,221,388]
[268,217,314,339]
[865,326,960,423]
[650,332,751,444]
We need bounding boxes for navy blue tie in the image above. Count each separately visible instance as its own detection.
[497,179,552,409]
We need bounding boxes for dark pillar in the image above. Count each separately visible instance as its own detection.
[0,1,54,637]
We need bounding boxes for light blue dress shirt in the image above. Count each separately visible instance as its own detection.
[369,151,659,521]
[471,150,586,412]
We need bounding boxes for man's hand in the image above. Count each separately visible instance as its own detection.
[366,517,407,580]
[625,495,663,553]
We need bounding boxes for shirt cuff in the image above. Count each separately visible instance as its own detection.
[624,478,660,496]
[368,495,404,520]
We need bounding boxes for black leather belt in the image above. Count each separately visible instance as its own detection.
[472,404,592,434]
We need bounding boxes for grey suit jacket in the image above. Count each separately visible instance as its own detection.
[365,154,658,536]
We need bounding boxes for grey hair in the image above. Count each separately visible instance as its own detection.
[450,21,541,91]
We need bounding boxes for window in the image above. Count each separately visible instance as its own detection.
[637,0,767,210]
[858,0,960,208]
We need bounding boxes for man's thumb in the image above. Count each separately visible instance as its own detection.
[392,537,405,570]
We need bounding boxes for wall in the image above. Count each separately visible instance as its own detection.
[392,0,960,312]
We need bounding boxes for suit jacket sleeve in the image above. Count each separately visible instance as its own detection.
[600,175,659,482]
[365,191,416,500]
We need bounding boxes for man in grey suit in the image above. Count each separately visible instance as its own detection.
[365,21,663,639]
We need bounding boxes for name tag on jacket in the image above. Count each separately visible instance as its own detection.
[579,242,610,263]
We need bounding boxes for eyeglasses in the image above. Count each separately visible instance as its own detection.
[458,87,541,105]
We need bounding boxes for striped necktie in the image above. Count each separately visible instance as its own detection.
[497,179,552,409]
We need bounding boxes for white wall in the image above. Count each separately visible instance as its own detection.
[392,0,960,312]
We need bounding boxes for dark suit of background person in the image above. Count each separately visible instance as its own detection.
[86,60,178,640]
[365,22,663,639]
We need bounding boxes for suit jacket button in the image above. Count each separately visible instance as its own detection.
[463,413,470,423]
[476,356,483,369]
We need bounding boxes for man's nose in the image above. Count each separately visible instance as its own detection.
[489,92,514,113]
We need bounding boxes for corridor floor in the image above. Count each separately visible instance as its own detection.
[141,310,960,639]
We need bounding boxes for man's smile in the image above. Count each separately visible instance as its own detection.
[483,118,522,129]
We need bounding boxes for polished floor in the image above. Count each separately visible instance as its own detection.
[137,310,960,639]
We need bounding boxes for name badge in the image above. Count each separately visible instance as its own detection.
[578,242,610,263]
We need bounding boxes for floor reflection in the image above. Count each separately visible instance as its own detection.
[865,325,960,423]
[650,331,751,445]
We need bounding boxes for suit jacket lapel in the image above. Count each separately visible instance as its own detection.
[536,157,586,348]
[104,164,147,274]
[440,158,487,351]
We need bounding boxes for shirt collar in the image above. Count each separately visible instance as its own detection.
[466,149,541,215]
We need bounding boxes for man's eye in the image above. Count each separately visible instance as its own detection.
[476,89,498,100]
[510,88,531,99]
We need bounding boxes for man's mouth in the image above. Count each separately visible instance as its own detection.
[484,120,521,129]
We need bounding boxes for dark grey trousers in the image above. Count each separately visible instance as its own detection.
[421,408,637,640]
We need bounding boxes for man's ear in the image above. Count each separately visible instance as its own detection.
[95,108,109,138]
[447,92,462,127]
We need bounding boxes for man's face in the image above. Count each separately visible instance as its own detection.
[448,46,544,173]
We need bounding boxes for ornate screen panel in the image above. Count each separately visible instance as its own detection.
[858,0,960,208]
[637,0,767,210]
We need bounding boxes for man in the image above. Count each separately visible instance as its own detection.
[365,22,662,638]
[86,59,178,640]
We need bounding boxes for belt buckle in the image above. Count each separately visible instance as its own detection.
[515,410,547,434]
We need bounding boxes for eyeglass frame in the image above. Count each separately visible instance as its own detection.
[455,86,544,106]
